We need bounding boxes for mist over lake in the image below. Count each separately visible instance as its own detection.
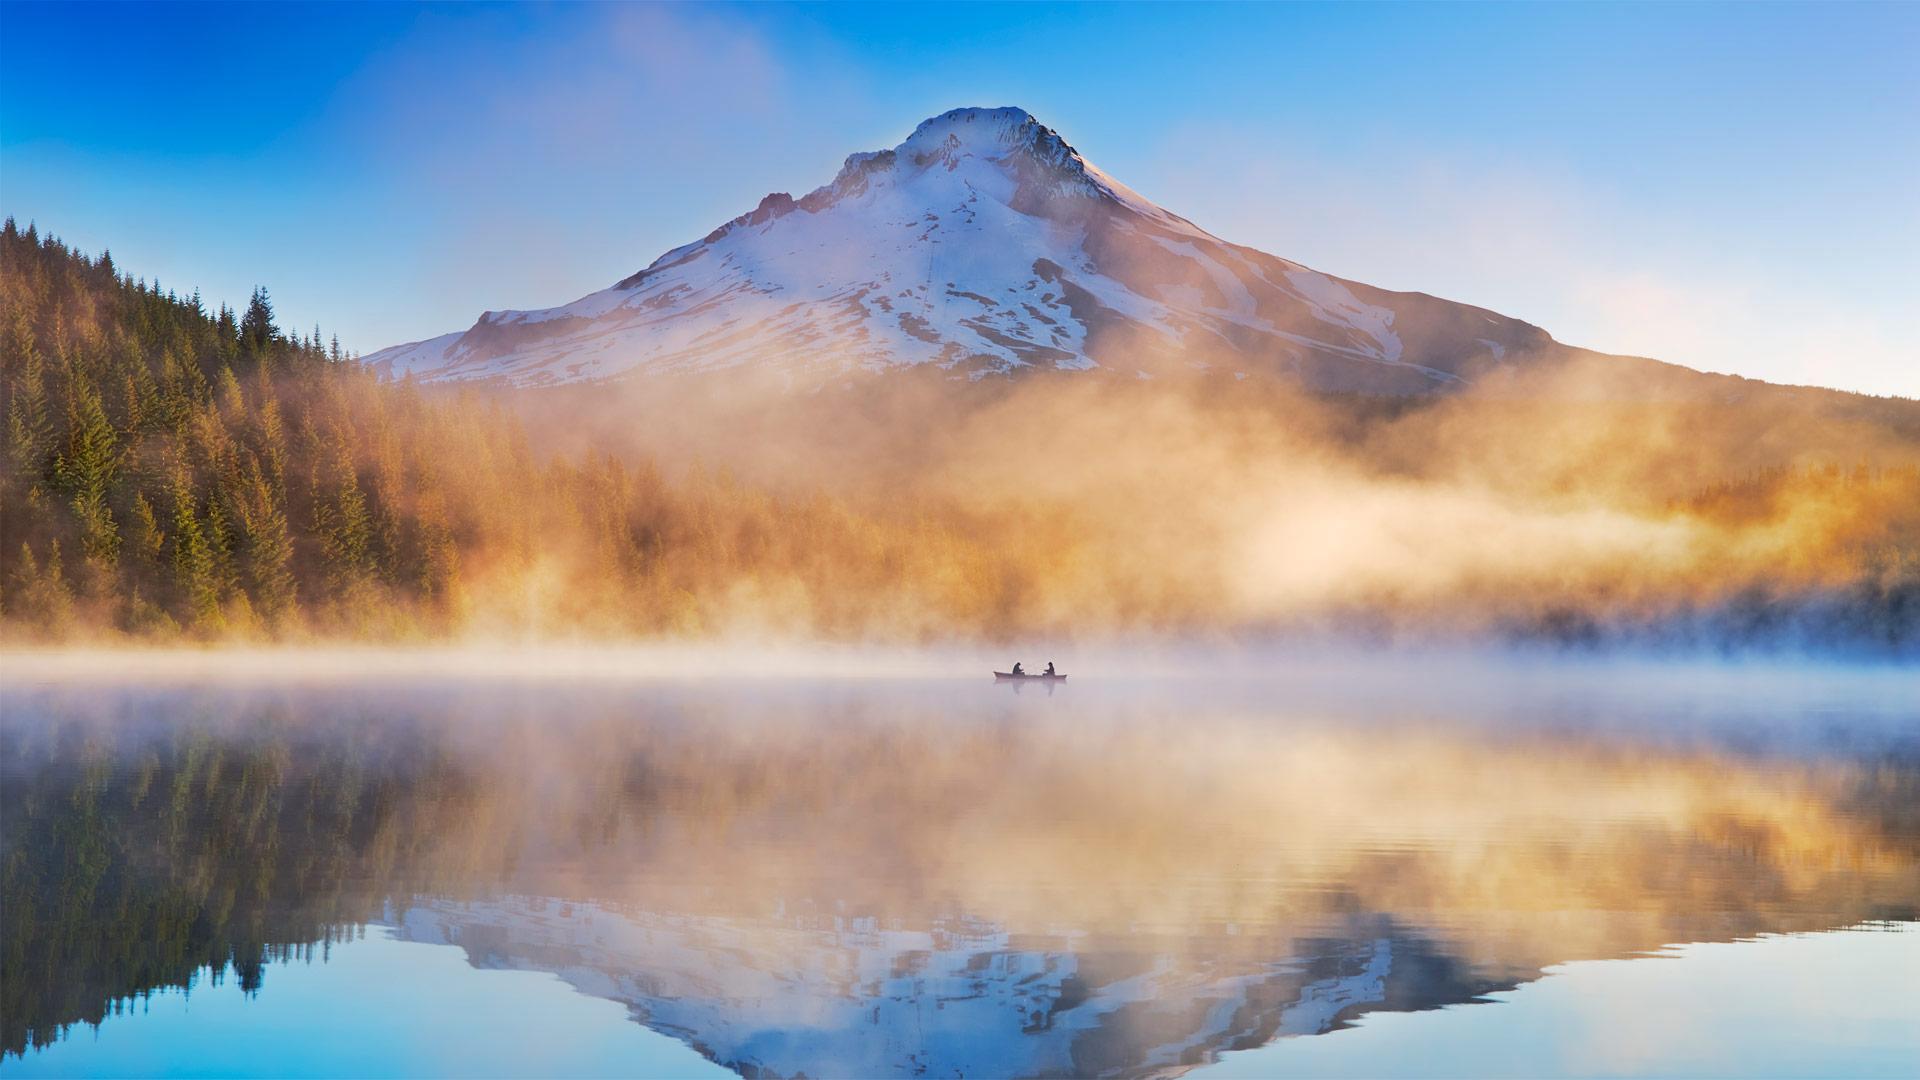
[5,3,1917,1077]
[3,654,1914,1077]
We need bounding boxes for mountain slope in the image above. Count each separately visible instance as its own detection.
[394,898,1483,1080]
[10,220,1917,651]
[366,107,1560,392]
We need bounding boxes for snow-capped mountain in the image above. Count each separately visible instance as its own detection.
[366,107,1558,392]
[391,896,1499,1079]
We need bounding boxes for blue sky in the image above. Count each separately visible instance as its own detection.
[3,1,1915,394]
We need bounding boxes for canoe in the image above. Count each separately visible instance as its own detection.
[993,671,1067,681]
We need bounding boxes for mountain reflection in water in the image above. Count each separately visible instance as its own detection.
[2,667,1916,1077]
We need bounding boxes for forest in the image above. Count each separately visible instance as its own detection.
[0,220,1070,641]
[2,219,1916,652]
[0,712,492,1056]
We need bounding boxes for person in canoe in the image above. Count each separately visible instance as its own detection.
[1010,662,1025,676]
[1044,662,1056,676]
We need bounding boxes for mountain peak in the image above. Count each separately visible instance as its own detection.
[898,107,1067,163]
[897,106,1098,203]
[367,107,1558,391]
[682,107,1108,254]
[800,106,1100,214]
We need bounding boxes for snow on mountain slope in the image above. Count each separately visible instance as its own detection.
[390,897,1493,1079]
[366,107,1556,392]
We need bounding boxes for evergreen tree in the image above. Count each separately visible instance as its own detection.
[257,392,287,497]
[7,541,73,630]
[317,449,372,595]
[131,492,166,564]
[217,365,245,416]
[238,288,276,359]
[5,313,52,478]
[168,470,219,628]
[52,373,120,564]
[205,492,237,601]
[235,458,296,622]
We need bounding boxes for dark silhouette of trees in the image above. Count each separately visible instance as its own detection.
[0,715,488,1057]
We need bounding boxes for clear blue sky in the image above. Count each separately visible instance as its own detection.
[3,2,1915,395]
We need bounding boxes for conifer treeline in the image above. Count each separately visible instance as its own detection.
[0,716,495,1056]
[2,220,1916,649]
[0,220,1058,640]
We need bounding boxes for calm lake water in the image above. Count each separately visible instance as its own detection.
[1,654,1916,1078]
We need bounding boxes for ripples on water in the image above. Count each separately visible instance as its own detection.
[1,656,1915,1077]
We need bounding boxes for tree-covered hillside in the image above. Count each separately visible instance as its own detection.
[2,220,1915,651]
[0,220,1059,640]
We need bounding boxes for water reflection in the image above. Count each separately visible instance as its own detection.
[390,901,1498,1078]
[2,672,1916,1076]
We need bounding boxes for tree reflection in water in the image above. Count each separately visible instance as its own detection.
[3,675,1915,1075]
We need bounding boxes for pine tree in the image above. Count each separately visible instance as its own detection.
[256,391,288,499]
[417,506,460,606]
[235,457,296,621]
[122,369,148,433]
[169,470,219,628]
[5,542,35,618]
[317,449,372,594]
[239,288,276,360]
[132,492,167,564]
[205,492,237,601]
[53,373,121,565]
[217,365,245,416]
[215,304,240,366]
[5,312,53,478]
[8,540,74,630]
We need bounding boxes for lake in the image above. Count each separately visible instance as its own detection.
[1,651,1915,1078]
